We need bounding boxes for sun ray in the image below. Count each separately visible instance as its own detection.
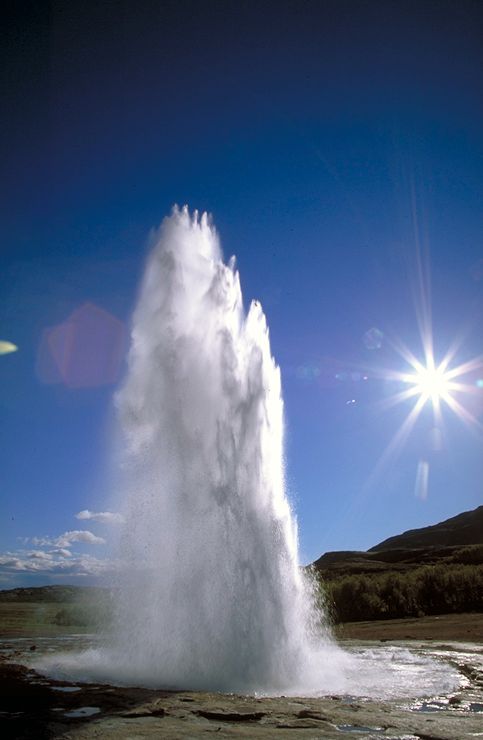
[364,394,427,490]
[442,393,483,434]
[374,385,422,412]
[431,393,445,431]
[388,336,426,375]
[446,381,482,395]
[444,355,483,381]
[437,336,466,374]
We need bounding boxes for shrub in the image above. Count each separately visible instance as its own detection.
[319,563,483,623]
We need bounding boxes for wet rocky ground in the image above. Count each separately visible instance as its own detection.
[1,638,483,740]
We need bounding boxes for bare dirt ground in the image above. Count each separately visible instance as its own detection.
[334,612,483,642]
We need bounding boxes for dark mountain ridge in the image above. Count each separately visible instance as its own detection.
[312,505,483,578]
[369,505,483,552]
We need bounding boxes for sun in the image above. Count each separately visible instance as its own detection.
[406,360,452,407]
[382,339,483,430]
[362,337,483,493]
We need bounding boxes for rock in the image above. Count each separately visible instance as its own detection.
[296,708,329,720]
[195,709,265,722]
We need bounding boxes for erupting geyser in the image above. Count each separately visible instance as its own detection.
[111,205,337,691]
[33,208,462,700]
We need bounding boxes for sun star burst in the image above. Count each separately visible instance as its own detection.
[406,360,452,407]
[362,338,483,495]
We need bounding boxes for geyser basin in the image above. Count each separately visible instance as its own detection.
[33,640,463,700]
[34,208,462,699]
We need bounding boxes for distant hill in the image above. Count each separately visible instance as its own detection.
[369,505,483,551]
[312,505,483,579]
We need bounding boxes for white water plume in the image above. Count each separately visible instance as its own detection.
[106,205,341,691]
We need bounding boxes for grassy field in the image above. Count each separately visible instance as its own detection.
[0,602,102,637]
[1,600,481,643]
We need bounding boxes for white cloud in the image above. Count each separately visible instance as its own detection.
[50,548,72,558]
[75,509,124,524]
[57,530,106,547]
[0,550,118,579]
[1,522,113,585]
[28,550,53,560]
[0,556,26,570]
[32,530,106,548]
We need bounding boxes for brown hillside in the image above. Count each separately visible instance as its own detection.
[369,505,483,552]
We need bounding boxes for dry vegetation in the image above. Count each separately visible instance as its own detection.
[317,560,483,623]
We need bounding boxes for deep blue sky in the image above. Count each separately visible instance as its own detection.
[1,0,482,586]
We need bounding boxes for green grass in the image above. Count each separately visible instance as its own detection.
[0,600,111,636]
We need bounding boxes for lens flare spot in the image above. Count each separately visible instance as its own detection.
[0,341,18,355]
[363,327,384,350]
[414,459,429,500]
[36,303,127,388]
